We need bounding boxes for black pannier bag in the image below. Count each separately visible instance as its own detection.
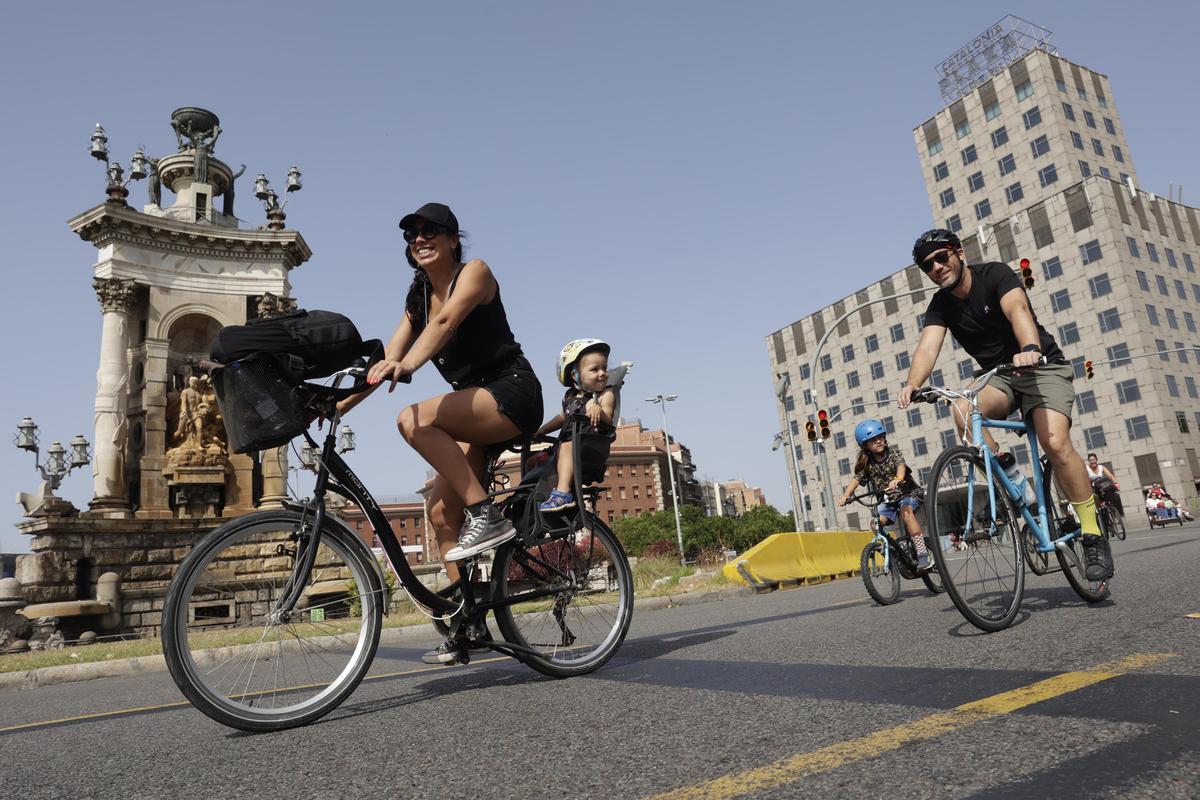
[212,352,311,454]
[211,309,363,379]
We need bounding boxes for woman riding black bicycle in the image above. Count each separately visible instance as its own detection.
[339,202,543,664]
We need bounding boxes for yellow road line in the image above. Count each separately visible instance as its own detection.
[647,653,1175,800]
[0,656,508,735]
[1186,613,1200,619]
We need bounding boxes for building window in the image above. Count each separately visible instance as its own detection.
[990,126,1009,148]
[997,153,1016,175]
[1146,304,1160,326]
[1127,237,1140,258]
[1097,307,1121,333]
[1186,376,1199,399]
[1062,102,1075,121]
[968,171,985,192]
[1184,254,1195,272]
[933,161,949,181]
[928,139,943,156]
[1058,321,1080,345]
[1106,343,1131,366]
[1115,379,1141,404]
[984,100,1001,120]
[798,363,811,380]
[974,199,992,220]
[1135,270,1149,291]
[1084,109,1096,128]
[940,429,958,450]
[833,431,847,449]
[1154,341,1169,363]
[882,416,896,434]
[1125,416,1151,441]
[1078,160,1091,177]
[1091,138,1104,157]
[1030,135,1050,158]
[846,370,860,389]
[1194,283,1200,302]
[1015,81,1034,101]
[1166,308,1179,329]
[1104,117,1116,134]
[961,145,978,166]
[939,187,956,208]
[1037,164,1058,187]
[890,323,905,343]
[820,353,833,371]
[865,334,879,352]
[1070,131,1084,150]
[1021,105,1041,128]
[955,120,971,139]
[1178,412,1190,434]
[1076,390,1097,414]
[1166,375,1180,398]
[1056,78,1068,92]
[1087,273,1112,298]
[912,436,928,456]
[930,369,944,387]
[946,214,962,233]
[875,388,889,403]
[1166,248,1178,269]
[1041,256,1062,280]
[1177,279,1188,299]
[870,361,884,380]
[1099,166,1111,178]
[936,402,950,420]
[824,378,837,396]
[1112,145,1124,163]
[841,344,855,362]
[1079,239,1102,264]
[1005,182,1023,204]
[895,351,910,370]
[907,407,922,427]
[1049,289,1071,313]
[1071,356,1087,380]
[1185,311,1196,333]
[1083,426,1107,450]
[838,458,851,477]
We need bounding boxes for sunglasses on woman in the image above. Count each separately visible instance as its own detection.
[402,224,446,243]
[919,249,954,273]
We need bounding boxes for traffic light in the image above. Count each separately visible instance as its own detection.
[1019,258,1035,289]
[817,409,831,439]
[1084,359,1094,380]
[805,420,817,442]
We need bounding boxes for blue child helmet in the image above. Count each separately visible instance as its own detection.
[854,419,887,447]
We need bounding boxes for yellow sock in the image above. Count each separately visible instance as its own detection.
[1070,495,1101,537]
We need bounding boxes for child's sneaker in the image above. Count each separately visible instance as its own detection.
[916,553,933,572]
[538,489,576,512]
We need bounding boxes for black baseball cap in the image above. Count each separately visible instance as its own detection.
[398,202,459,234]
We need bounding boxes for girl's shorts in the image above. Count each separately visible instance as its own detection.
[877,495,922,523]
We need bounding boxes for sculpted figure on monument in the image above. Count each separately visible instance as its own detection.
[147,156,162,206]
[223,164,246,217]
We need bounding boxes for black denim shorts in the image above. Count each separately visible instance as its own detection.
[469,356,544,438]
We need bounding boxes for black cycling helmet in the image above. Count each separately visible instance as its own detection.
[912,228,962,266]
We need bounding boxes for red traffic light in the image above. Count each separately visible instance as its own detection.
[1084,359,1094,380]
[1019,258,1030,269]
[817,409,829,421]
[1019,257,1035,289]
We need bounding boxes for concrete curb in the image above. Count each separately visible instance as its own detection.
[0,583,754,692]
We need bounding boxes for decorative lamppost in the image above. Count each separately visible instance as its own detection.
[14,417,91,492]
[296,424,355,473]
[89,123,148,206]
[646,394,687,565]
[254,166,303,230]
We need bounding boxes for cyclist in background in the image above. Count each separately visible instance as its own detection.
[1086,452,1123,517]
[897,229,1114,581]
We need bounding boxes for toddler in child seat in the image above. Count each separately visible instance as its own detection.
[534,339,617,512]
[838,419,934,571]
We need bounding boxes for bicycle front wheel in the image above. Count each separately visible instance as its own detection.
[492,518,633,678]
[1106,506,1127,541]
[860,540,900,605]
[1042,460,1110,603]
[928,446,1025,632]
[162,510,384,731]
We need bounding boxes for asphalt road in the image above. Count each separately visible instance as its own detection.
[3,521,1199,800]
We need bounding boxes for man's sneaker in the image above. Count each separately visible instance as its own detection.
[421,640,466,665]
[538,489,576,512]
[1080,534,1114,581]
[916,553,933,572]
[445,501,517,561]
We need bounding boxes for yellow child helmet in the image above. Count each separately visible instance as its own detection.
[556,338,611,387]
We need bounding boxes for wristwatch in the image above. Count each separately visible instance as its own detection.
[1021,344,1042,353]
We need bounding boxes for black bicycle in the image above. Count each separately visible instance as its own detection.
[847,491,944,605]
[162,358,633,732]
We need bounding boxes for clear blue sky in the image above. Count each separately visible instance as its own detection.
[2,1,1197,553]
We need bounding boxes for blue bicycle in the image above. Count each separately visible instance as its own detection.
[914,363,1110,633]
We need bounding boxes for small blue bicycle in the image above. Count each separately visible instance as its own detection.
[846,490,944,605]
[913,363,1110,633]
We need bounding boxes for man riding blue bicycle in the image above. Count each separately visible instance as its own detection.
[897,229,1114,582]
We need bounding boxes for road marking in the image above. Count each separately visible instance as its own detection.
[646,652,1175,800]
[0,655,508,735]
[1186,613,1200,619]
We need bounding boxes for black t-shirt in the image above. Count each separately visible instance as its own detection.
[922,262,1063,370]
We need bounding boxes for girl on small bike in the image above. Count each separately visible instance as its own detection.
[837,420,933,571]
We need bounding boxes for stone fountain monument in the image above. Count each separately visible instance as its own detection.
[11,108,312,636]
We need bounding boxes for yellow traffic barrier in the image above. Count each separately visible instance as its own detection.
[724,531,875,588]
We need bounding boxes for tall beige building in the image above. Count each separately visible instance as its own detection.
[768,24,1200,530]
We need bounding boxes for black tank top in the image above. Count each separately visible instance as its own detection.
[413,265,525,389]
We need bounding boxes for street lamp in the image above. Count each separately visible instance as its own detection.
[89,123,148,205]
[772,432,803,532]
[646,394,687,565]
[296,424,355,473]
[13,417,91,492]
[253,167,303,230]
[775,373,814,530]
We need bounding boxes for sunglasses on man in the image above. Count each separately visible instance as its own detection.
[402,224,446,244]
[919,249,955,273]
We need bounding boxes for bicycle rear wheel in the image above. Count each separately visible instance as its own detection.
[492,518,633,677]
[921,563,945,595]
[1021,523,1051,575]
[1041,460,1110,603]
[162,510,384,731]
[860,539,900,605]
[928,446,1025,632]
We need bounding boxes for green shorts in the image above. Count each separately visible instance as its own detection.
[987,362,1076,425]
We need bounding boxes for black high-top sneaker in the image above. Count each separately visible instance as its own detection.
[445,501,517,561]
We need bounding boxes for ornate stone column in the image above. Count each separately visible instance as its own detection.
[255,293,298,509]
[90,278,137,516]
